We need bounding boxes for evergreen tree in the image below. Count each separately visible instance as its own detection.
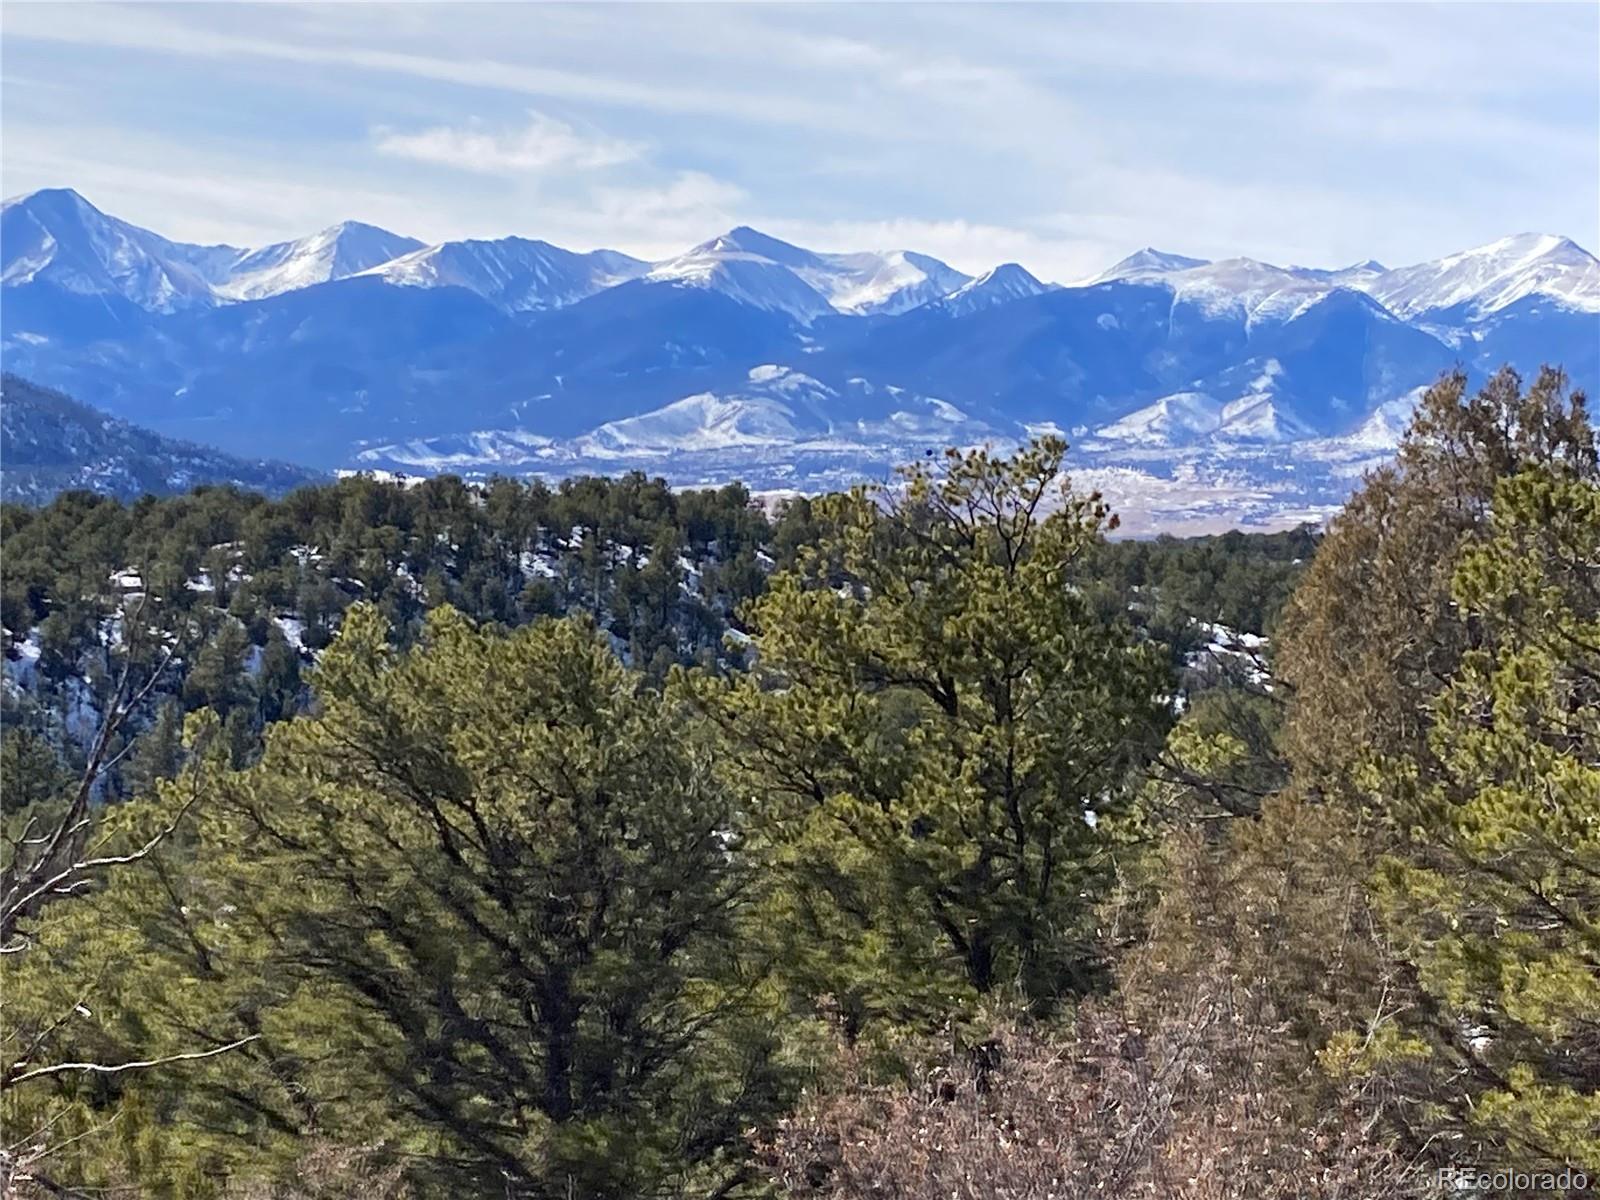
[180,617,251,719]
[181,605,787,1197]
[1277,367,1594,795]
[1358,463,1600,1166]
[693,439,1169,1026]
[252,628,302,725]
[123,696,186,794]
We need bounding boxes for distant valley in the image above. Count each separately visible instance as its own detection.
[3,187,1596,529]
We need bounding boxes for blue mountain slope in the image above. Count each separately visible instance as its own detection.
[5,278,510,462]
[1229,289,1458,435]
[1,374,322,503]
[819,281,1247,428]
[1454,294,1600,387]
[1,279,151,347]
[434,279,812,437]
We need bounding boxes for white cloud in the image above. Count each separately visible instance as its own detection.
[3,2,1593,269]
[0,4,861,131]
[579,173,749,259]
[374,111,640,175]
[763,216,1106,283]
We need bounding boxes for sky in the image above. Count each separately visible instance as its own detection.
[2,2,1597,282]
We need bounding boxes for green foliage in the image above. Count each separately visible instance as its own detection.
[1368,465,1600,1166]
[4,610,796,1197]
[1,472,776,801]
[1114,366,1599,1181]
[18,381,1591,1197]
[1277,366,1595,792]
[1088,523,1317,644]
[693,439,1170,1028]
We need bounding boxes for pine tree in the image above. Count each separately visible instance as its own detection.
[1360,463,1600,1166]
[691,438,1169,1026]
[1277,367,1595,797]
[123,696,186,794]
[1259,366,1598,1167]
[178,605,788,1197]
[181,617,251,719]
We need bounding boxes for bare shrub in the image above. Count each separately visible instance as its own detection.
[217,1143,410,1200]
[761,984,1437,1200]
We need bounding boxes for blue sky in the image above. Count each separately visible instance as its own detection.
[3,2,1596,280]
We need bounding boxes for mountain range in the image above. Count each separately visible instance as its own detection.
[3,187,1596,529]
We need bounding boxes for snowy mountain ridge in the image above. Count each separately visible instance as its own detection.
[644,227,974,321]
[5,188,1597,326]
[364,237,647,312]
[1095,235,1600,327]
[2,187,1596,532]
[216,222,426,301]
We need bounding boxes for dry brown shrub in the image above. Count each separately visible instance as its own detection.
[761,978,1438,1200]
[217,1142,410,1200]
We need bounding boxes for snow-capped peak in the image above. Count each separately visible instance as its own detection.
[216,221,425,301]
[938,262,1050,315]
[1080,233,1599,328]
[647,243,838,324]
[805,248,970,315]
[649,227,970,321]
[1090,247,1211,284]
[1360,232,1600,318]
[364,237,644,312]
[1,187,232,311]
[692,226,818,267]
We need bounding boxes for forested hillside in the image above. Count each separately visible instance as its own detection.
[2,367,1595,1199]
[0,376,322,504]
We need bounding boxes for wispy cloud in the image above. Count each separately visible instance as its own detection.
[3,2,1594,269]
[573,173,748,260]
[375,111,640,175]
[0,3,861,130]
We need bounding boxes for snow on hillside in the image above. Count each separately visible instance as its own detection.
[1089,247,1211,284]
[1361,233,1600,319]
[1339,386,1430,449]
[1098,233,1600,329]
[647,246,839,324]
[364,237,645,311]
[1215,394,1314,442]
[216,222,425,300]
[355,363,988,473]
[1093,362,1312,447]
[581,393,805,455]
[564,365,980,457]
[1,374,323,502]
[1,187,225,311]
[353,429,556,471]
[644,227,972,319]
[803,249,972,314]
[1108,255,1338,327]
[1095,392,1225,445]
[938,262,1051,315]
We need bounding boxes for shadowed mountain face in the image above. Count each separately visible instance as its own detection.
[0,374,323,504]
[3,187,1596,525]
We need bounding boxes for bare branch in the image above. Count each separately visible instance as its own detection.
[4,1035,259,1088]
